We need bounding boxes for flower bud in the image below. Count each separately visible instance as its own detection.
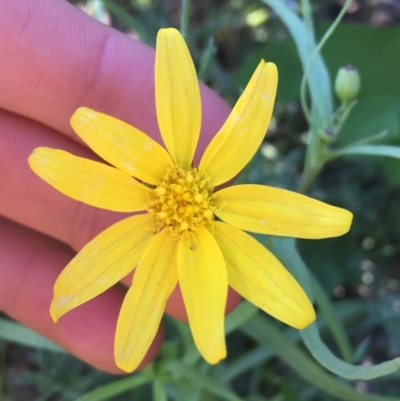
[334,65,360,103]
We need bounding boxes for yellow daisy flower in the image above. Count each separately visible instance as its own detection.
[28,28,352,372]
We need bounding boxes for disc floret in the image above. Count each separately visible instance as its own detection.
[147,167,216,238]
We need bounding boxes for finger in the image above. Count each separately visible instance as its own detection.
[0,0,238,324]
[0,217,162,374]
[0,110,121,252]
[0,0,230,161]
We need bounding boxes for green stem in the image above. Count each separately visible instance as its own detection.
[180,0,191,41]
[300,0,354,191]
[334,100,357,135]
[198,38,216,81]
[298,164,321,193]
[300,0,354,124]
[153,379,167,401]
[299,127,325,193]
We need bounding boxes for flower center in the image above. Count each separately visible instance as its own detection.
[147,167,216,238]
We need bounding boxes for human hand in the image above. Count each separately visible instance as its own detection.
[0,0,240,374]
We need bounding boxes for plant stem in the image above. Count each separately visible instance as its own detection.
[299,0,355,192]
[298,163,321,194]
[180,0,191,41]
[300,0,354,125]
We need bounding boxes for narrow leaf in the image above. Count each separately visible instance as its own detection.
[268,237,313,297]
[260,0,333,119]
[302,324,400,380]
[242,315,399,401]
[225,301,258,335]
[271,237,400,381]
[100,0,151,44]
[0,318,65,353]
[222,300,365,384]
[311,272,354,363]
[163,360,245,401]
[75,374,150,401]
[332,144,400,160]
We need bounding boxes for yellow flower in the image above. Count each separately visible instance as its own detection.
[28,28,352,372]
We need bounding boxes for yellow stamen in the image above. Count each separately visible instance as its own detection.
[147,167,216,238]
[174,184,184,194]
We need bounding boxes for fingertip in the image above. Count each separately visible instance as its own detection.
[0,218,164,375]
[51,289,165,375]
[225,286,242,315]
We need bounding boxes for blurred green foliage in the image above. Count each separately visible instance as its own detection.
[4,0,400,400]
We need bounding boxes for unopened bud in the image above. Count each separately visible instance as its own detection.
[334,65,360,103]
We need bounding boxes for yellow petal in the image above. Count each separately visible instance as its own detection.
[29,148,150,212]
[70,108,174,185]
[155,28,201,169]
[115,229,178,372]
[50,214,157,322]
[177,226,227,364]
[213,222,315,329]
[199,61,277,186]
[214,184,353,239]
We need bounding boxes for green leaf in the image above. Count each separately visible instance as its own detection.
[271,237,353,362]
[258,0,333,119]
[100,0,151,44]
[173,300,258,367]
[310,273,354,363]
[242,315,399,401]
[222,299,365,383]
[198,38,217,81]
[323,24,400,145]
[75,374,150,401]
[332,144,400,160]
[302,324,400,381]
[163,360,245,401]
[0,318,65,353]
[268,237,313,298]
[298,235,360,292]
[353,337,372,364]
[220,346,271,384]
[225,301,258,334]
[153,379,167,401]
[235,22,400,155]
[324,23,400,184]
[270,237,400,381]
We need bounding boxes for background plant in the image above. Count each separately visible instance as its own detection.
[3,0,400,400]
